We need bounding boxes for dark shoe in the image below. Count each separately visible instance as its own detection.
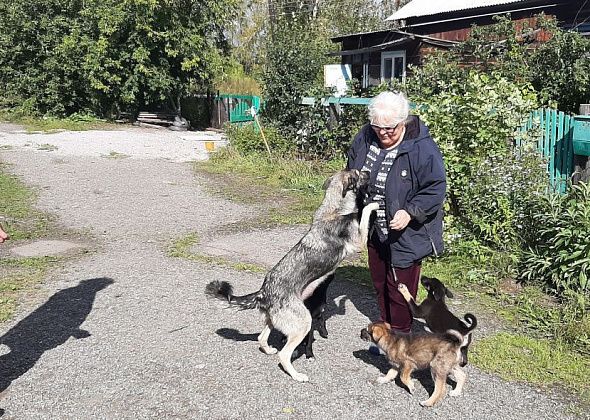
[368,344,384,356]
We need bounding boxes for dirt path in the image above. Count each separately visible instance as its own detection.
[0,128,580,419]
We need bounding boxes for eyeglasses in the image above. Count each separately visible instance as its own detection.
[371,122,401,134]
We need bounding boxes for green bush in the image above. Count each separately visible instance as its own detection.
[0,0,238,117]
[406,67,540,254]
[224,123,293,155]
[519,182,590,294]
[456,139,549,252]
[292,89,367,159]
[261,17,333,140]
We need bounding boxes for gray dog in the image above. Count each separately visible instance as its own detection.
[206,169,378,382]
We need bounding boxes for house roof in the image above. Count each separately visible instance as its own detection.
[329,31,458,56]
[386,0,530,21]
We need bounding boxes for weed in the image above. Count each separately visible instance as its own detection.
[37,143,58,151]
[103,151,129,159]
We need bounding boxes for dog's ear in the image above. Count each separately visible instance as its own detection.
[322,175,333,191]
[432,287,445,301]
[342,171,359,197]
[445,287,454,299]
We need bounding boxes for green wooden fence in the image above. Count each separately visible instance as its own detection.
[521,108,575,193]
[217,94,261,123]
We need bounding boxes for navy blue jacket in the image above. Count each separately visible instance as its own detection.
[346,116,446,268]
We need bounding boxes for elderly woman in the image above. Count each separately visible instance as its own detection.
[347,91,446,336]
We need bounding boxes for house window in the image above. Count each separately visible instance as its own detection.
[381,51,406,83]
[351,53,370,89]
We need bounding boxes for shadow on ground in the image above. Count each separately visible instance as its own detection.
[0,277,114,392]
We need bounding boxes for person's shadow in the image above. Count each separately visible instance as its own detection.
[0,277,114,393]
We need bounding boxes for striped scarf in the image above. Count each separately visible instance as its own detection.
[362,144,399,241]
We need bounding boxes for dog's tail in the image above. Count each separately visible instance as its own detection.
[443,329,468,347]
[460,313,477,333]
[205,280,262,310]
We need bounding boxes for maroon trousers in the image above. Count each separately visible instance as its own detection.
[367,238,421,333]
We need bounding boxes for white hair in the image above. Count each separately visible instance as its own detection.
[368,91,410,127]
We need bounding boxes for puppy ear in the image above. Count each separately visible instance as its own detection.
[433,287,445,301]
[322,175,332,191]
[445,287,454,299]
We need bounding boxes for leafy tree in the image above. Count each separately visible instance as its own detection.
[457,15,590,113]
[528,18,590,113]
[0,0,238,117]
[261,15,333,137]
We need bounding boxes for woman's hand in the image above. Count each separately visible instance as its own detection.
[389,210,411,231]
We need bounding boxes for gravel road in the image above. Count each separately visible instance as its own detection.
[0,127,582,419]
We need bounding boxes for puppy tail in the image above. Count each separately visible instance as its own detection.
[205,280,262,310]
[460,313,478,333]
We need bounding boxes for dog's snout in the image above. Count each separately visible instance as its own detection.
[360,328,371,341]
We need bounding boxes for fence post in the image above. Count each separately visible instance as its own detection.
[574,105,590,184]
[328,103,340,130]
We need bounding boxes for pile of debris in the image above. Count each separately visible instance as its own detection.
[135,111,189,131]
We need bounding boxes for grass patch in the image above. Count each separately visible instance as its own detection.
[168,233,266,273]
[472,333,590,407]
[0,257,59,321]
[0,164,58,322]
[195,147,343,225]
[0,164,51,240]
[0,110,113,132]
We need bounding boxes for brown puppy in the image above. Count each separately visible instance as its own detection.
[360,321,467,407]
[398,277,477,366]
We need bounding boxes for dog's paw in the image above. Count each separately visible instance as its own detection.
[260,345,278,355]
[291,372,309,382]
[376,376,392,385]
[419,400,434,408]
[449,388,462,397]
[406,381,416,395]
[397,284,411,300]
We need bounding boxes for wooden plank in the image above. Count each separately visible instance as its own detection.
[556,111,566,190]
[137,118,174,125]
[135,121,166,129]
[565,115,575,179]
[549,109,557,187]
[544,108,551,159]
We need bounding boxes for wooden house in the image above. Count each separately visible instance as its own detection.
[331,0,590,88]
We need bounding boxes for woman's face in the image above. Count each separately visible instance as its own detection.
[371,122,405,149]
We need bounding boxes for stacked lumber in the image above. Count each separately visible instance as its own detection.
[135,111,189,131]
[136,111,177,127]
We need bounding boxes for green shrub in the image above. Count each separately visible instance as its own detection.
[519,182,590,294]
[0,0,238,117]
[456,139,549,252]
[293,89,367,159]
[224,123,293,155]
[261,17,333,140]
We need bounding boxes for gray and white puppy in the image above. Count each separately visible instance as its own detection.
[206,169,378,382]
